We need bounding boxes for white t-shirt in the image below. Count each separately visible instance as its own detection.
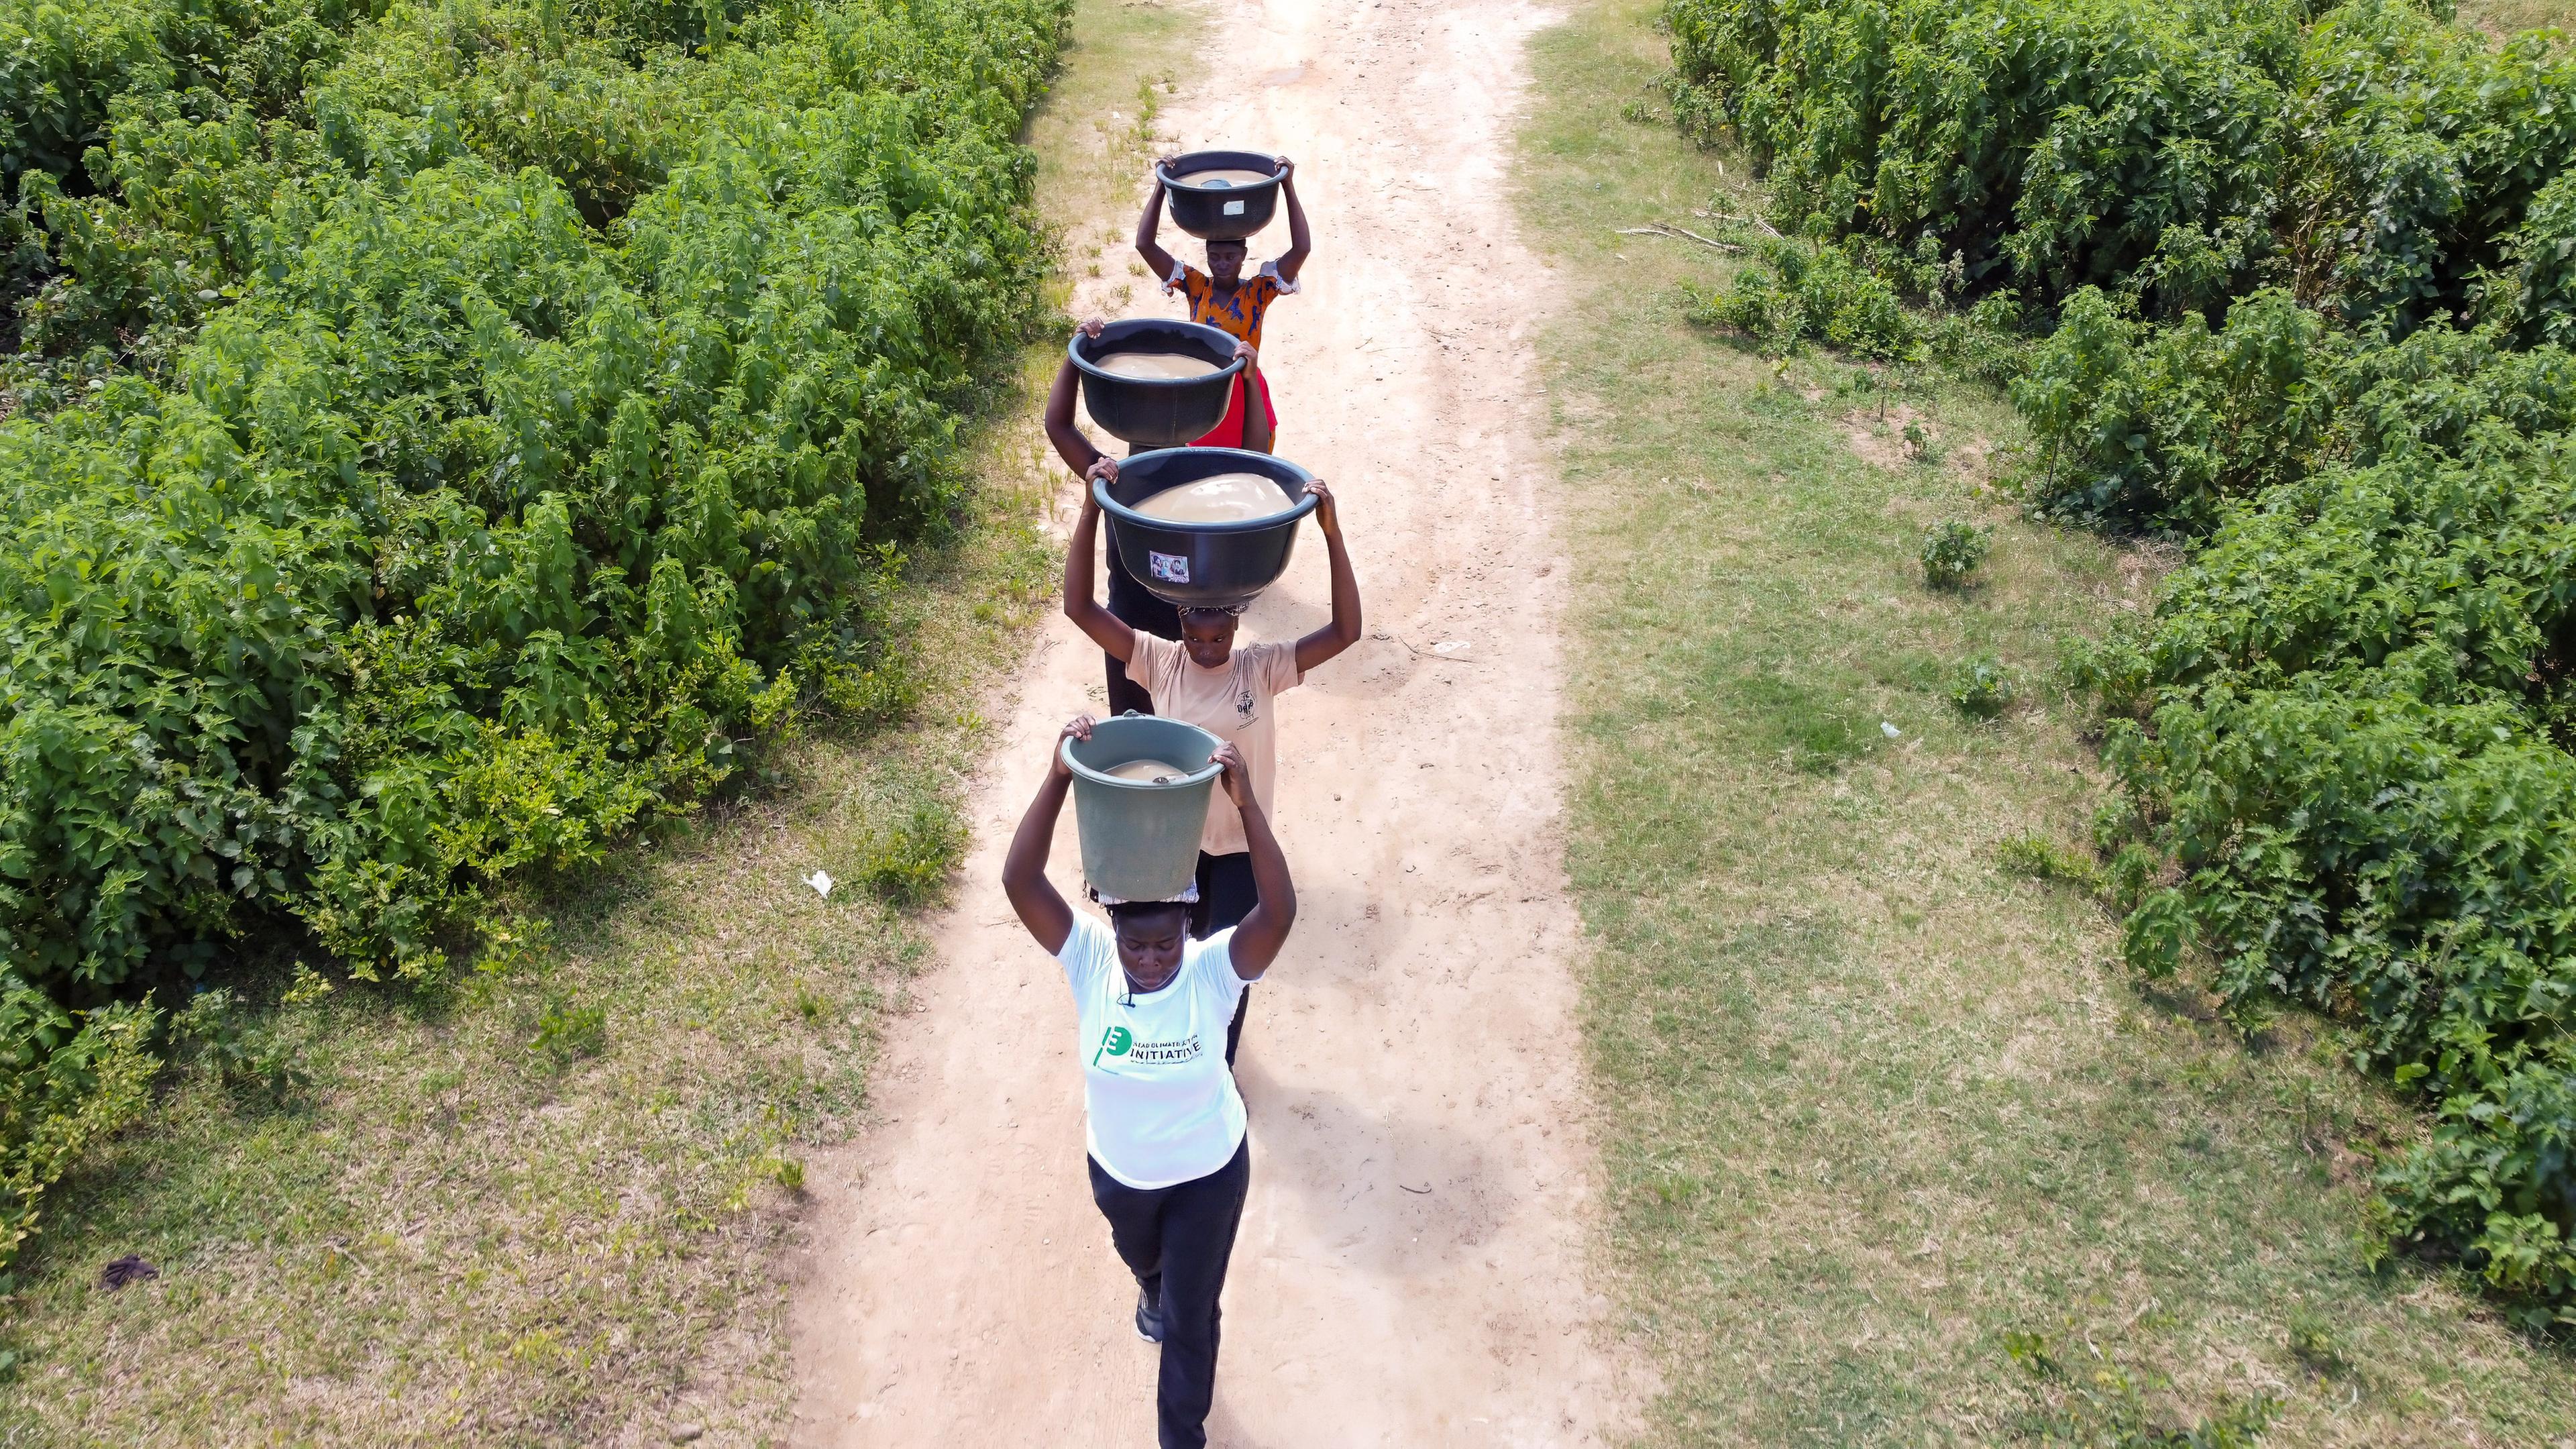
[1057,914,1250,1189]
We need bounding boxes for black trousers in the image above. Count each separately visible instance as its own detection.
[1104,538,1182,718]
[1089,1140,1252,1449]
[1191,851,1258,1065]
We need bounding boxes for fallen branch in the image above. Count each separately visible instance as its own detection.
[1613,221,1742,254]
[1691,208,1783,239]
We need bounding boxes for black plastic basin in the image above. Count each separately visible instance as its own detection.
[1157,150,1285,241]
[1096,447,1318,610]
[1070,318,1247,448]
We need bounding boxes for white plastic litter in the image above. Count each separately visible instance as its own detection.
[1880,721,1902,738]
[805,870,835,898]
[1432,640,1470,655]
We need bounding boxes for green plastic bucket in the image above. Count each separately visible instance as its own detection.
[1061,713,1224,901]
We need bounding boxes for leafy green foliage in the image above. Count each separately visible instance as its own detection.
[1664,0,2576,333]
[0,989,156,1271]
[525,997,606,1067]
[170,985,307,1093]
[1672,0,2576,1322]
[1998,1326,2278,1446]
[2017,287,2576,531]
[1948,653,2016,718]
[0,0,1068,1271]
[2077,437,2576,1326]
[1919,517,1990,587]
[1997,830,2104,889]
[855,795,965,905]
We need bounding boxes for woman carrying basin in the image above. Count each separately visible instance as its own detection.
[1061,455,1360,1065]
[1002,719,1294,1449]
[1044,314,1273,718]
[1136,153,1309,447]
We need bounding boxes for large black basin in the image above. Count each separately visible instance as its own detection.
[1157,150,1285,241]
[1070,318,1246,447]
[1097,448,1318,610]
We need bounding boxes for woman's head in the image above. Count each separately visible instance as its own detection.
[1179,606,1240,667]
[1108,900,1189,989]
[1205,239,1248,285]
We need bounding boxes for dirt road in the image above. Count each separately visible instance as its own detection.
[789,0,1642,1440]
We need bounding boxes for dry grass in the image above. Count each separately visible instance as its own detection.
[1517,1,2576,1444]
[0,1,1197,1442]
[2457,0,2576,37]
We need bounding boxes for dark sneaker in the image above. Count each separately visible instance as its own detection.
[1134,1286,1165,1344]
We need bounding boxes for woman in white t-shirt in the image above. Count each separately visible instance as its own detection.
[1000,717,1297,1449]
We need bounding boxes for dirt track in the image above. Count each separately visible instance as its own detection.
[789,0,1643,1440]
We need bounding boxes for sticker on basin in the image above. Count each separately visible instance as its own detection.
[1149,551,1191,584]
[1223,199,1246,215]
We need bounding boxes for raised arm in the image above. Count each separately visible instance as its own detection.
[1291,479,1361,673]
[1214,744,1297,977]
[1134,166,1178,286]
[1001,717,1095,953]
[1236,341,1274,453]
[1271,156,1311,285]
[1044,319,1110,477]
[1063,486,1140,661]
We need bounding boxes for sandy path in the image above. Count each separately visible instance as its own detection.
[788,0,1641,1440]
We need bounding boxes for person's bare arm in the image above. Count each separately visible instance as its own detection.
[1214,744,1297,978]
[1043,319,1112,476]
[1001,717,1093,954]
[1235,341,1274,453]
[1292,479,1361,673]
[1043,360,1106,478]
[1063,486,1139,661]
[1271,156,1311,285]
[1134,167,1179,285]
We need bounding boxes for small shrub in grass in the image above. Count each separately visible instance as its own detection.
[858,797,967,906]
[2286,1308,2347,1377]
[1996,1328,2277,1446]
[1920,520,1991,588]
[1949,655,2017,719]
[1996,832,2100,890]
[526,1000,606,1069]
[170,988,309,1096]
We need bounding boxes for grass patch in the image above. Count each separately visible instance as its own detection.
[2457,0,2576,36]
[1516,0,2576,1443]
[0,0,1195,1439]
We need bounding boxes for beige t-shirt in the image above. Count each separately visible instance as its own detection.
[1125,633,1303,856]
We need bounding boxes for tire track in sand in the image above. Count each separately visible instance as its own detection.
[790,0,1644,1440]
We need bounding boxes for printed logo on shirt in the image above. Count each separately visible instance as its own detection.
[1091,1025,1133,1066]
[1236,685,1256,723]
[1091,1028,1205,1069]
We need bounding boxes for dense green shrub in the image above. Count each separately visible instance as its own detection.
[2074,439,2576,1324]
[2017,286,2576,531]
[1674,0,2576,1321]
[1919,517,1991,587]
[0,0,1067,1269]
[1666,0,2576,331]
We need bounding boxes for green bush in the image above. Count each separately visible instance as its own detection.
[1948,654,2016,719]
[1671,0,2576,1321]
[2088,438,2576,1326]
[1919,518,1990,587]
[0,0,1068,1270]
[1665,0,2576,333]
[2016,286,2576,531]
[1686,233,1927,358]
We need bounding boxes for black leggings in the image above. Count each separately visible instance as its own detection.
[1191,851,1257,1064]
[1089,1140,1252,1449]
[1104,537,1181,718]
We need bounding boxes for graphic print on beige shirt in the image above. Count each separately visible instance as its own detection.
[1124,633,1303,857]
